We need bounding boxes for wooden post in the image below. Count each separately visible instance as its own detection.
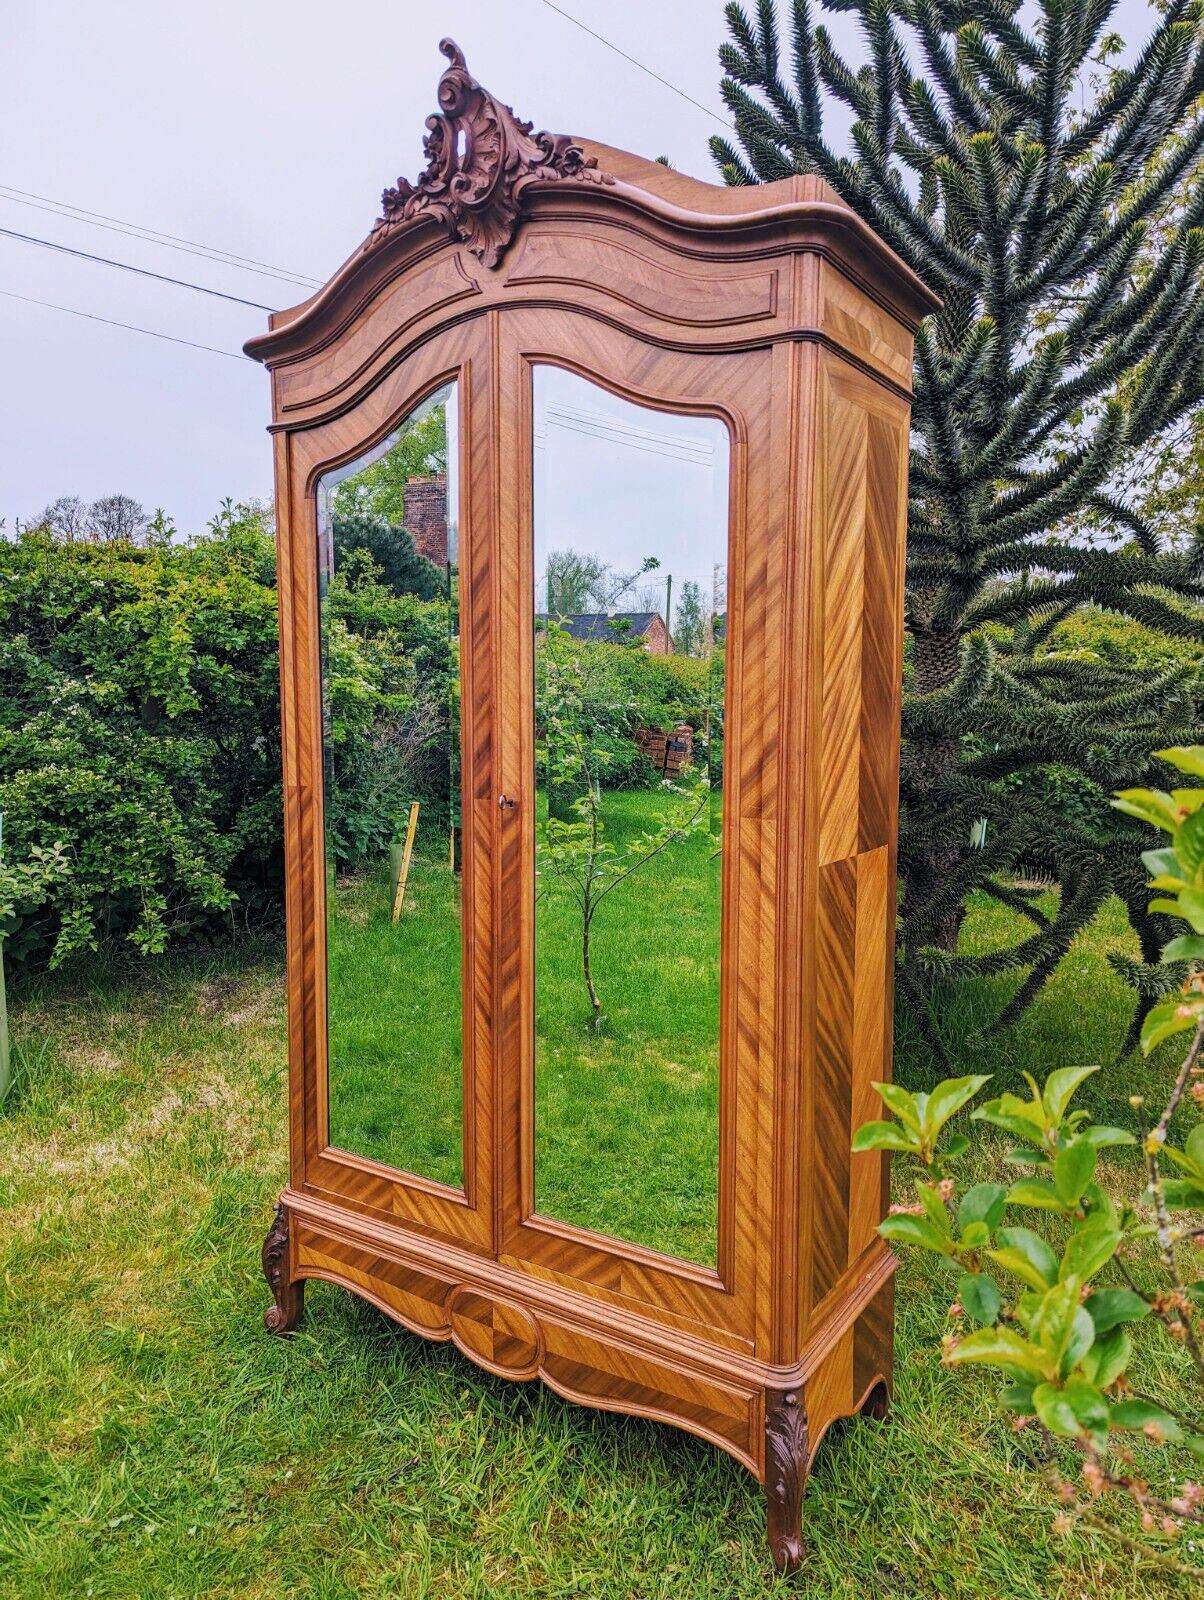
[391,801,420,925]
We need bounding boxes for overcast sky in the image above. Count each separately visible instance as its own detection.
[1,1,1159,535]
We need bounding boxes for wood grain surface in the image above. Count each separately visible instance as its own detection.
[247,64,934,1571]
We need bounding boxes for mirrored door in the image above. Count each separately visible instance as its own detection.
[530,365,730,1266]
[315,382,466,1187]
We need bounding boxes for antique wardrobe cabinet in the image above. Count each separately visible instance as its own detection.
[246,41,938,1573]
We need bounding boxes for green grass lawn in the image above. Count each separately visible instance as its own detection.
[327,857,464,1186]
[2,894,1202,1597]
[534,788,720,1264]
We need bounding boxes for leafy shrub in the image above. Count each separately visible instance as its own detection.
[856,747,1204,1567]
[0,508,282,966]
[0,505,458,968]
[321,550,457,867]
[534,632,718,791]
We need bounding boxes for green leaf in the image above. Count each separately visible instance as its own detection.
[1075,1125,1137,1149]
[1042,1066,1098,1123]
[1002,1147,1049,1168]
[1031,1282,1095,1376]
[1005,1177,1065,1210]
[922,1074,992,1139]
[958,1182,1006,1235]
[915,1181,954,1236]
[1059,1224,1119,1284]
[1178,888,1204,933]
[989,1227,1059,1291]
[958,1272,1003,1326]
[945,1327,1051,1381]
[1035,1378,1109,1446]
[1085,1288,1151,1335]
[872,1081,922,1133]
[999,1382,1037,1415]
[1142,845,1183,880]
[972,1092,1047,1142]
[1155,746,1204,780]
[1176,810,1204,878]
[1158,1178,1204,1209]
[943,1133,970,1159]
[1084,1326,1131,1390]
[878,1213,953,1254]
[1053,1141,1097,1206]
[1110,1400,1183,1442]
[852,1121,917,1154]
[1141,999,1204,1055]
[1162,933,1204,962]
[1113,787,1178,832]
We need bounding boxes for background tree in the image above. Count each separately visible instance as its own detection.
[33,494,90,542]
[90,493,148,543]
[331,405,446,526]
[545,547,608,614]
[672,579,707,656]
[713,0,1204,1051]
[332,508,444,600]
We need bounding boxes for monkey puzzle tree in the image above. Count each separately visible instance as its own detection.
[713,0,1204,1050]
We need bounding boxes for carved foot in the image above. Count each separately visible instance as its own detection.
[861,1377,890,1423]
[261,1201,305,1336]
[764,1387,809,1575]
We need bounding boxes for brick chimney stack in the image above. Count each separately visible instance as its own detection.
[403,474,448,567]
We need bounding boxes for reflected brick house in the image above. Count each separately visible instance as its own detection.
[403,474,448,566]
[533,611,670,653]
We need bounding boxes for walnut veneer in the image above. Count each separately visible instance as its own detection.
[245,39,938,1574]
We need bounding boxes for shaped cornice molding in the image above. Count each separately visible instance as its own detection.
[366,38,613,269]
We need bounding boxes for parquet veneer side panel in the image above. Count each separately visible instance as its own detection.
[816,365,869,868]
[849,847,890,1264]
[810,857,857,1308]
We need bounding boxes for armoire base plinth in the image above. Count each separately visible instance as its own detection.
[260,1193,893,1573]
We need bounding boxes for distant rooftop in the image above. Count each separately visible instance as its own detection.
[534,612,663,641]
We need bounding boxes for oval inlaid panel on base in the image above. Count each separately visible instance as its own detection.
[447,1286,544,1379]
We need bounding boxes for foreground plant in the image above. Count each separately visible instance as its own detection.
[856,748,1204,1569]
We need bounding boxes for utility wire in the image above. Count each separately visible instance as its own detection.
[0,226,276,310]
[0,287,250,362]
[536,0,733,131]
[0,182,320,288]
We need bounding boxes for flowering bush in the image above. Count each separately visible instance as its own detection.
[856,747,1204,1569]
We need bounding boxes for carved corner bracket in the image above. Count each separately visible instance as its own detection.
[262,1200,305,1336]
[764,1387,809,1575]
[367,38,613,269]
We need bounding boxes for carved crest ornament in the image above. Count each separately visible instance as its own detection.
[368,39,613,269]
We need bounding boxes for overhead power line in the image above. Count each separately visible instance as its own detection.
[536,0,733,130]
[0,182,321,288]
[0,287,250,362]
[0,225,276,310]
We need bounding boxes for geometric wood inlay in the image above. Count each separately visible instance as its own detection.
[448,1285,544,1378]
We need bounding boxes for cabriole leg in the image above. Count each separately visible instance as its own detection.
[261,1200,305,1336]
[764,1386,809,1574]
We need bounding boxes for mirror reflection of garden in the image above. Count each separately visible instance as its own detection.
[316,368,731,1263]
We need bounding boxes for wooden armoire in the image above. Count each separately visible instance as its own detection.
[246,39,937,1573]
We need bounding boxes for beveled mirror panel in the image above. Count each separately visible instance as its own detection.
[531,364,729,1265]
[317,382,464,1185]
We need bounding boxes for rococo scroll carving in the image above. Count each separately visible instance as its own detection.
[764,1387,809,1574]
[368,38,613,269]
[261,1201,304,1336]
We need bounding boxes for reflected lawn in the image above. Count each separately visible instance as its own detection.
[535,786,721,1265]
[325,787,722,1264]
[326,855,464,1187]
